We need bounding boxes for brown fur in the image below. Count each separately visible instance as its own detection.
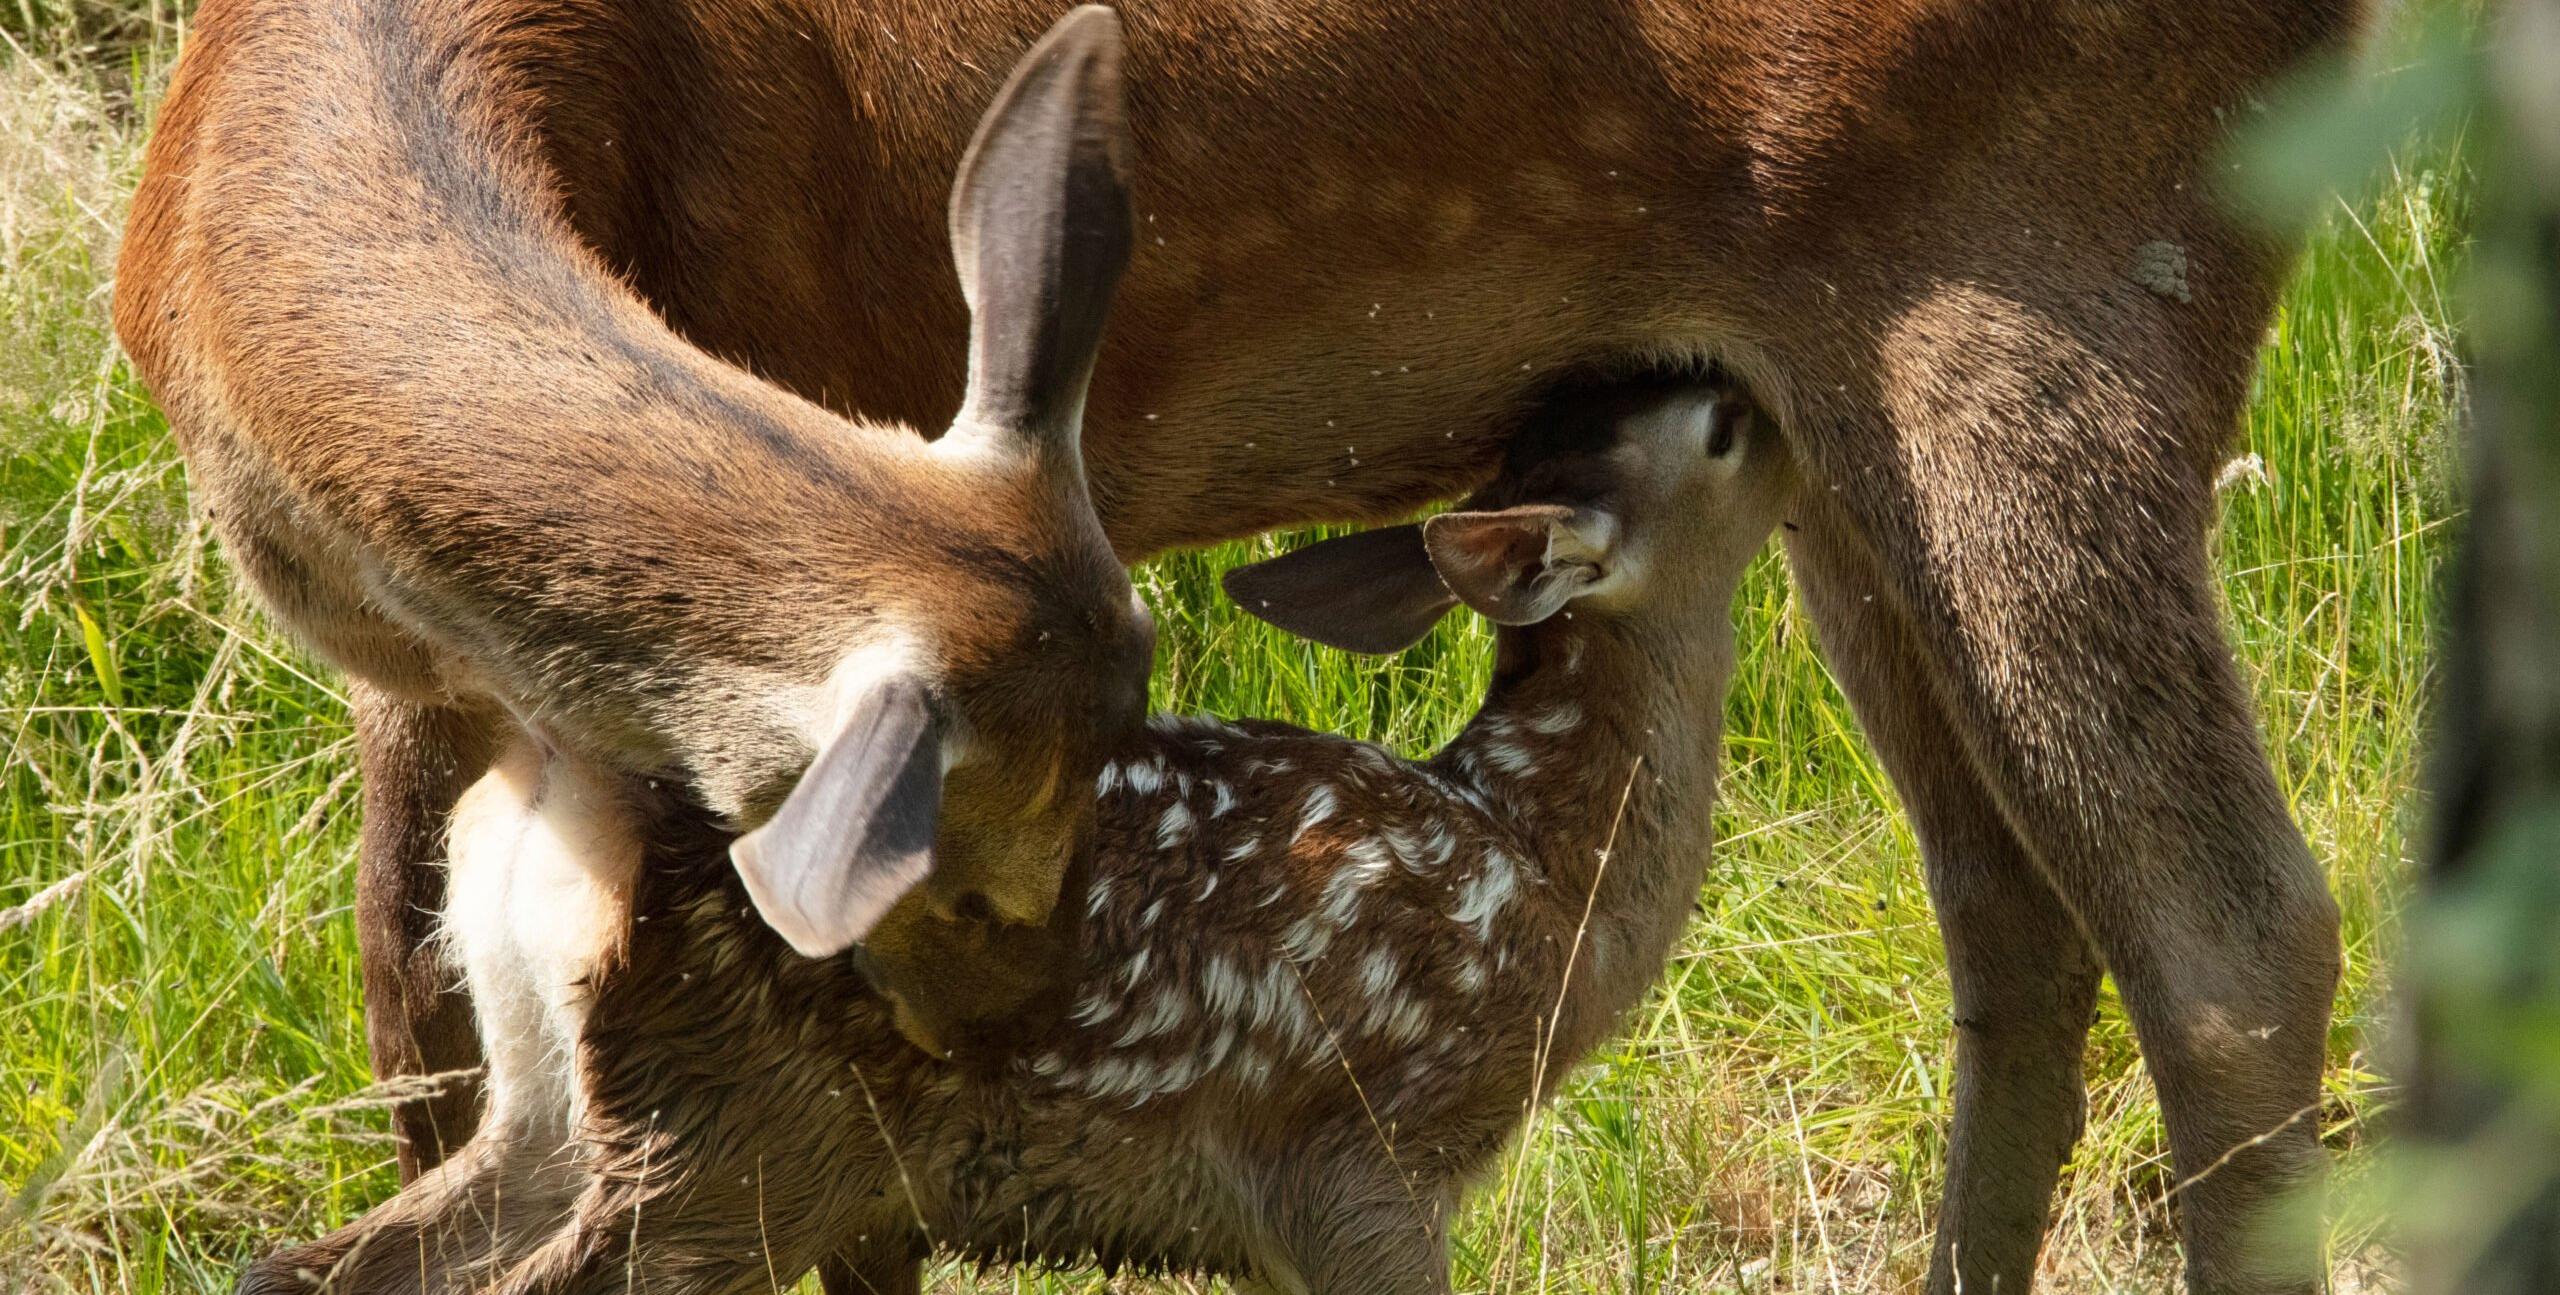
[117,2,2363,1290]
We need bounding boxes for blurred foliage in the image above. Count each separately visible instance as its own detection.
[2242,0,2560,1287]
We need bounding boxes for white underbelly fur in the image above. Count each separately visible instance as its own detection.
[442,740,641,1144]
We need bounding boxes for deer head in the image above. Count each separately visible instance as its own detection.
[731,7,1154,962]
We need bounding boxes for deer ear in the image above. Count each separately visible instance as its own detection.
[1422,505,1617,625]
[731,671,943,958]
[946,6,1133,450]
[1221,524,1459,654]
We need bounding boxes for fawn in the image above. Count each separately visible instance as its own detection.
[241,371,1793,1295]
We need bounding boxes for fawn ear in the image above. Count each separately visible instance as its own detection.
[946,6,1133,453]
[732,671,944,958]
[1421,504,1618,625]
[1221,524,1460,654]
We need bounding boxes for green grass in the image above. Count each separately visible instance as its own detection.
[0,19,2463,1295]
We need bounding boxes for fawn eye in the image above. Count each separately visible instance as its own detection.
[1702,402,1744,459]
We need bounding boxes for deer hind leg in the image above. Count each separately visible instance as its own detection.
[1801,283,2339,1294]
[351,684,502,1180]
[242,738,641,1294]
[1787,501,2104,1293]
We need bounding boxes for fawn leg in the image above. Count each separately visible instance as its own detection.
[1788,497,2105,1293]
[353,683,501,1178]
[485,1172,849,1295]
[1800,279,2339,1293]
[816,1248,922,1295]
[1248,1168,1452,1295]
[233,1131,587,1295]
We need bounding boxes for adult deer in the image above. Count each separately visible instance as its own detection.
[112,0,1161,1145]
[117,2,2359,1292]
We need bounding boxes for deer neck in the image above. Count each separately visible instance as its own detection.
[1432,598,1736,1006]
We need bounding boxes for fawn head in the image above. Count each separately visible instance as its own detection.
[1224,372,1791,652]
[730,7,1153,962]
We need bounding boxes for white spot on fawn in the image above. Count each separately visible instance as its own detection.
[1300,784,1340,832]
[1199,954,1252,1019]
[1451,958,1488,995]
[1359,948,1402,999]
[1367,994,1431,1045]
[1071,988,1120,1027]
[1526,704,1583,735]
[1125,761,1165,796]
[1451,850,1521,940]
[1157,800,1195,848]
[1318,839,1396,928]
[1075,1054,1156,1102]
[1116,987,1190,1046]
[1248,961,1317,1048]
[1417,824,1460,872]
[1232,1042,1277,1090]
[1279,912,1335,962]
[1128,1051,1206,1104]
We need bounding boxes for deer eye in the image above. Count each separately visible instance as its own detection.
[1702,401,1745,459]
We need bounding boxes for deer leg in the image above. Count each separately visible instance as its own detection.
[1248,1169,1452,1295]
[241,739,642,1294]
[482,1174,848,1295]
[1803,286,2340,1294]
[1787,502,2104,1293]
[816,1247,921,1295]
[234,1131,587,1295]
[352,684,501,1179]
